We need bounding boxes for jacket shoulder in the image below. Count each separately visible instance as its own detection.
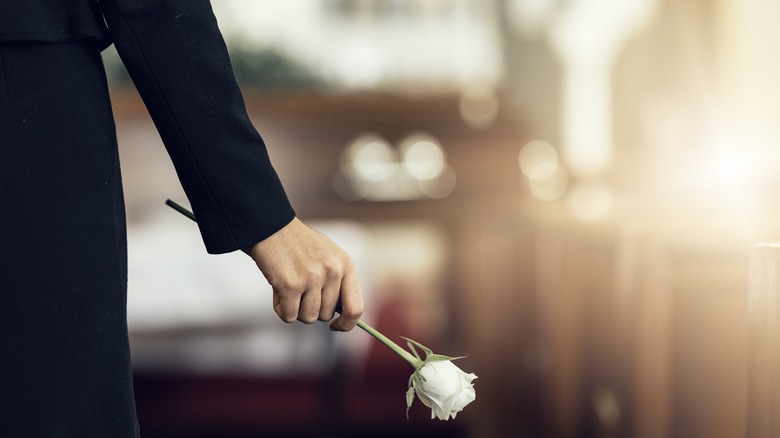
[0,0,108,46]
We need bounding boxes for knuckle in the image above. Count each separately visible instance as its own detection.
[280,314,297,324]
[306,267,324,285]
[344,305,364,320]
[330,321,351,332]
[299,315,318,324]
[323,258,345,279]
[323,267,340,281]
[331,255,343,270]
[277,280,305,294]
[343,254,355,270]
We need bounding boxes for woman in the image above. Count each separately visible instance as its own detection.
[0,1,364,436]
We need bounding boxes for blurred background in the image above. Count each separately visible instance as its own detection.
[103,0,780,437]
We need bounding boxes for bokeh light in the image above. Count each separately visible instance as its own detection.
[337,132,454,201]
[527,166,569,201]
[341,133,398,182]
[459,85,500,129]
[519,140,559,180]
[419,165,457,199]
[400,133,447,181]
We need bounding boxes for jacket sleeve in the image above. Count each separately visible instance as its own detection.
[98,0,295,254]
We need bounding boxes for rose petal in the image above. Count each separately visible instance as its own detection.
[412,361,478,421]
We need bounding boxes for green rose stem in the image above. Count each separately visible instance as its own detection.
[164,199,423,370]
[355,319,422,369]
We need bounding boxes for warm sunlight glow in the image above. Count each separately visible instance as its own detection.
[709,152,749,192]
[566,182,614,222]
[549,0,657,177]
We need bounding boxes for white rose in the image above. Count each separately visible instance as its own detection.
[411,360,477,420]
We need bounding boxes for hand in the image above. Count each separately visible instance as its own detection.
[244,218,364,331]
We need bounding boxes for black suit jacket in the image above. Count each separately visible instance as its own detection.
[0,0,296,254]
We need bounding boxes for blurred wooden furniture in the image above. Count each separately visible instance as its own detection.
[747,243,780,437]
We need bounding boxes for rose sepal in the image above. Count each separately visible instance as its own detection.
[402,337,466,364]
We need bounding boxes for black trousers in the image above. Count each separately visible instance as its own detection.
[0,42,139,437]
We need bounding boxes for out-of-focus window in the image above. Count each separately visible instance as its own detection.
[105,0,503,93]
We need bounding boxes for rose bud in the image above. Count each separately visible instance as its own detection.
[408,359,477,420]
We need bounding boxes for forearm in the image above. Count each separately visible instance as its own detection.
[99,0,295,253]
